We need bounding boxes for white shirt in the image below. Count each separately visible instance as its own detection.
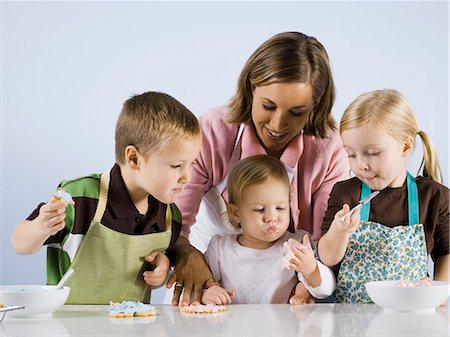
[204,231,336,304]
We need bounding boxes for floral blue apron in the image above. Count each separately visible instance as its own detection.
[335,173,428,303]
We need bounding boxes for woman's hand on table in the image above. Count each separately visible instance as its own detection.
[166,236,214,306]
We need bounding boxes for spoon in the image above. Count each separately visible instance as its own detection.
[338,190,380,223]
[56,269,74,289]
[0,306,25,323]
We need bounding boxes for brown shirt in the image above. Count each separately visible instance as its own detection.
[321,176,449,261]
[28,164,181,250]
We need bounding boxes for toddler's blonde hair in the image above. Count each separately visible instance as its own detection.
[227,155,290,229]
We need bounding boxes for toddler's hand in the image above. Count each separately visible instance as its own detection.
[287,234,317,277]
[289,282,315,305]
[331,204,360,234]
[143,251,170,287]
[35,197,68,237]
[202,285,235,305]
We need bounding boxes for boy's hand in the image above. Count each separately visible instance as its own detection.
[289,282,315,305]
[202,285,235,305]
[143,251,170,287]
[36,197,67,237]
[331,204,360,234]
[287,235,317,277]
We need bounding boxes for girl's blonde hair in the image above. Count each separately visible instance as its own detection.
[228,32,336,138]
[340,89,442,183]
[115,91,201,164]
[227,155,289,229]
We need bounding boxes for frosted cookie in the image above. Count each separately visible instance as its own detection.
[395,278,432,287]
[282,240,305,269]
[180,304,228,314]
[53,189,75,205]
[108,301,156,318]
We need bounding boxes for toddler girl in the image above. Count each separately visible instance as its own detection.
[319,89,449,303]
[202,155,335,304]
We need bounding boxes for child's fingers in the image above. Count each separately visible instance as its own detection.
[349,208,360,222]
[48,196,71,209]
[226,289,236,297]
[342,203,350,213]
[335,204,350,218]
[38,210,66,235]
[39,206,66,229]
[45,215,66,232]
[202,297,213,305]
[41,201,66,216]
[344,208,360,233]
[289,295,306,305]
[143,271,165,286]
[215,289,233,305]
[144,251,162,264]
[213,292,228,305]
[220,289,234,304]
[204,294,221,305]
[48,221,66,235]
[302,234,313,250]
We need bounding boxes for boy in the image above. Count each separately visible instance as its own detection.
[12,91,202,304]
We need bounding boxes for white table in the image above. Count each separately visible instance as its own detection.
[1,303,448,336]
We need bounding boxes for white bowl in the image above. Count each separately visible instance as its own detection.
[365,280,450,312]
[0,285,70,317]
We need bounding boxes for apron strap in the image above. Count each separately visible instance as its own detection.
[93,170,110,223]
[407,172,419,225]
[360,182,372,222]
[93,168,174,230]
[360,172,419,225]
[165,204,173,231]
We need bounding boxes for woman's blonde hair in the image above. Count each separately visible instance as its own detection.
[115,91,201,164]
[228,31,336,138]
[227,155,290,228]
[340,89,443,183]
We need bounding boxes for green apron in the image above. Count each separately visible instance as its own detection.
[335,173,428,303]
[65,169,172,304]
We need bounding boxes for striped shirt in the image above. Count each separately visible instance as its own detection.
[26,164,182,284]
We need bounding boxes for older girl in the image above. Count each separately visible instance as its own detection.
[319,89,449,303]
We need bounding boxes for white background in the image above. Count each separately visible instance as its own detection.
[1,1,448,304]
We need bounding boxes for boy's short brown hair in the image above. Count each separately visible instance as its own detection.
[115,91,201,164]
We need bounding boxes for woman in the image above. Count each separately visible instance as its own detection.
[167,32,349,306]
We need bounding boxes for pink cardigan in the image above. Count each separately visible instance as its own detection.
[177,105,349,243]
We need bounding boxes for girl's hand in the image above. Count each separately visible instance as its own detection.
[35,197,67,237]
[143,251,170,287]
[288,234,317,277]
[331,204,360,234]
[202,285,235,305]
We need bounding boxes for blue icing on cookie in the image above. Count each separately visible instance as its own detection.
[55,189,74,204]
[108,301,155,315]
